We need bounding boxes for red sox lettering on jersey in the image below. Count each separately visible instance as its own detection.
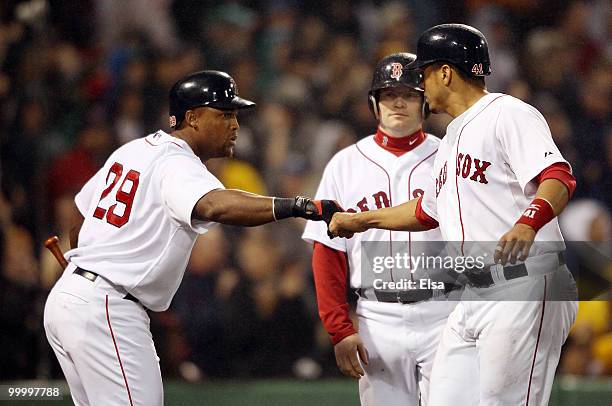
[410,25,577,406]
[435,154,492,197]
[303,132,441,288]
[419,94,576,406]
[421,93,569,249]
[456,153,491,183]
[347,191,390,212]
[303,129,457,406]
[435,162,447,197]
[347,189,425,213]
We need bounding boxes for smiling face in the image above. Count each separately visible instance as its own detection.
[186,106,240,159]
[377,86,423,136]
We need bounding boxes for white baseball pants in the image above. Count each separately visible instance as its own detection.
[428,265,577,406]
[356,298,458,406]
[44,265,163,406]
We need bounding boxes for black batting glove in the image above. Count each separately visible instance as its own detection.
[296,198,344,240]
[274,197,344,226]
[299,198,344,224]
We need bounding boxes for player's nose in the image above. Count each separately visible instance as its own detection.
[230,117,239,130]
[394,97,406,108]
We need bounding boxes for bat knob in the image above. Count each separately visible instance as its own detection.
[44,236,60,248]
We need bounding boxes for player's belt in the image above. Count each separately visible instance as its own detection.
[373,288,434,304]
[73,267,140,304]
[357,285,460,304]
[463,252,565,288]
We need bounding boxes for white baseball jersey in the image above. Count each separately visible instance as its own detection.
[65,130,224,311]
[419,93,577,406]
[303,132,442,288]
[420,93,568,255]
[303,131,458,406]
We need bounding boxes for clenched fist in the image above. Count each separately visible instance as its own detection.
[275,196,343,223]
[328,212,370,239]
[306,199,344,225]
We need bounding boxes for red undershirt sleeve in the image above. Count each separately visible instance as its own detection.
[415,195,439,229]
[535,162,576,198]
[312,241,356,345]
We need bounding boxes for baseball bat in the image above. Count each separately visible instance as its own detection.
[44,235,68,269]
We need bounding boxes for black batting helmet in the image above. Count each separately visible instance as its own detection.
[368,52,424,120]
[168,70,255,129]
[412,24,491,77]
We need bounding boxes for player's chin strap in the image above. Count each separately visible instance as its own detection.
[369,94,381,121]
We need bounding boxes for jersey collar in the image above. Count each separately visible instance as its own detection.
[446,93,503,138]
[374,127,426,157]
[150,130,194,154]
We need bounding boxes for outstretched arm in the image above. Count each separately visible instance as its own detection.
[193,189,342,226]
[329,197,437,238]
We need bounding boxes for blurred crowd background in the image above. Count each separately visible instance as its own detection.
[0,0,610,383]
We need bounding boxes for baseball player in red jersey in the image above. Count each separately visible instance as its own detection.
[303,53,458,405]
[43,70,341,406]
[329,25,578,406]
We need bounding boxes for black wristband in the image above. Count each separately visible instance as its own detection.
[273,197,295,220]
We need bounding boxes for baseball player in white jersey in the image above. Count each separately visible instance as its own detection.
[329,24,578,406]
[303,53,458,405]
[43,70,342,406]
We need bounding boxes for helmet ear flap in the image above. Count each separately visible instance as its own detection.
[368,92,380,120]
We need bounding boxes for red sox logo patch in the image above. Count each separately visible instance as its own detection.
[390,63,403,80]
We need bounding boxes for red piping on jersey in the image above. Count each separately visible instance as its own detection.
[525,275,547,406]
[407,148,437,280]
[374,127,426,156]
[355,143,394,280]
[454,95,506,254]
[454,134,466,255]
[106,295,135,406]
